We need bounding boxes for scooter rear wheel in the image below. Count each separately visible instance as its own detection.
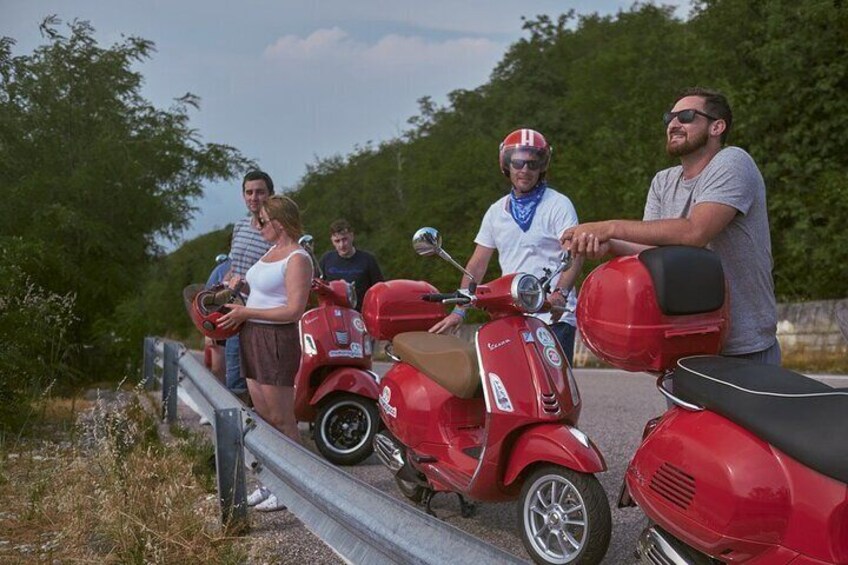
[518,465,611,565]
[314,393,379,466]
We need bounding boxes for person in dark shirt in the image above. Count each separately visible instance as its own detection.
[318,219,383,310]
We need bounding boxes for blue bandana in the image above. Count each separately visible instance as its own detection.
[508,182,546,232]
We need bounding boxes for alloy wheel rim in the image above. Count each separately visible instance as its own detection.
[524,474,588,563]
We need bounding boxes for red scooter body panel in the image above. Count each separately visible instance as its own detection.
[379,314,596,502]
[310,367,380,407]
[378,362,484,451]
[577,254,729,373]
[294,304,372,422]
[628,408,848,563]
[503,423,606,487]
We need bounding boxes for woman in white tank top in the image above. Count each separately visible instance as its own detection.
[218,195,312,512]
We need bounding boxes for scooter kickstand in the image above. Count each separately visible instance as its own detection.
[457,494,476,518]
[421,490,438,517]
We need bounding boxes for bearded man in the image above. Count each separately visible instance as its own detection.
[561,87,780,365]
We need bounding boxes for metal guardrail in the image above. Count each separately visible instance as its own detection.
[141,336,524,564]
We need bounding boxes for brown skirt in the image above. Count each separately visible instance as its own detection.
[239,322,301,387]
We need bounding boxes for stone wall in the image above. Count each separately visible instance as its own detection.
[776,299,848,369]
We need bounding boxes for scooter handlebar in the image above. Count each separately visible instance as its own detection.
[421,292,470,305]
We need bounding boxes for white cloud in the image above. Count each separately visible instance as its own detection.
[263,27,501,76]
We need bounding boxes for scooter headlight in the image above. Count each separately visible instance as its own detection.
[511,274,544,313]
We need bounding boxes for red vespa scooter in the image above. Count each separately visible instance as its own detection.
[293,235,381,466]
[577,245,848,564]
[366,227,612,565]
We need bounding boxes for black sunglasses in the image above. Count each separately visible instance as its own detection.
[663,108,719,127]
[509,158,542,171]
[257,216,272,228]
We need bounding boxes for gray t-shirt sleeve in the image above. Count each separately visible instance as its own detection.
[643,171,667,221]
[693,147,757,216]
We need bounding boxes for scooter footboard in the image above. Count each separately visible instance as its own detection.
[310,367,381,406]
[503,424,606,487]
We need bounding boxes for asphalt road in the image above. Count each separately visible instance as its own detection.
[338,365,669,564]
[226,362,847,564]
[336,365,848,564]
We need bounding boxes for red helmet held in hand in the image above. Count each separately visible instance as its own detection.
[499,128,552,178]
[183,283,245,340]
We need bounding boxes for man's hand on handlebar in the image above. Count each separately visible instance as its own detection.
[429,312,463,334]
[548,289,568,323]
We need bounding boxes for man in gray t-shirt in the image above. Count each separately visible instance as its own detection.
[561,87,780,365]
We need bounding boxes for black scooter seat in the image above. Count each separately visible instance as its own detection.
[674,355,848,485]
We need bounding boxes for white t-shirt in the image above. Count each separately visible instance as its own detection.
[245,248,310,324]
[475,188,578,325]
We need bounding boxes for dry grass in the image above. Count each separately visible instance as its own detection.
[0,391,246,564]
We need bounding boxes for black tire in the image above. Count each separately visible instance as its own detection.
[314,393,379,466]
[518,465,612,565]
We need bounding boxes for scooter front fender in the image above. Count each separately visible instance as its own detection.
[503,423,606,488]
[310,367,380,406]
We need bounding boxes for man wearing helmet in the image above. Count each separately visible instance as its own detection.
[430,128,583,365]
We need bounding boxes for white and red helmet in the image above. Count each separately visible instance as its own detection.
[498,128,552,178]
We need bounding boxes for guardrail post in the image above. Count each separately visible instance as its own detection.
[214,408,248,533]
[142,336,156,390]
[162,341,179,423]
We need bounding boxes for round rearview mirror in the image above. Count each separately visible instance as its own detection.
[412,227,442,257]
[298,234,314,252]
[214,253,229,264]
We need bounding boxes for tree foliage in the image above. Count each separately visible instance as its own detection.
[291,1,848,300]
[0,17,250,379]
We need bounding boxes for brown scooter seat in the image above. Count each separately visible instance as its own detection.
[393,332,480,399]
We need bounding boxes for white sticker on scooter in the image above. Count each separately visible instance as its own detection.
[521,331,534,343]
[363,337,372,356]
[544,346,563,368]
[379,386,397,418]
[328,348,362,358]
[302,334,318,356]
[536,327,555,348]
[352,317,365,333]
[488,373,514,413]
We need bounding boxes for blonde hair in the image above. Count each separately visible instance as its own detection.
[264,195,303,241]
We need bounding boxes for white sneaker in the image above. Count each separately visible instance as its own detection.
[255,494,287,512]
[246,487,270,507]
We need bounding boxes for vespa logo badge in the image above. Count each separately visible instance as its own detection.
[487,338,511,351]
[379,386,397,418]
[488,373,514,412]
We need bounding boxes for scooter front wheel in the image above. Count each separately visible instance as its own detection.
[314,393,380,466]
[519,465,611,565]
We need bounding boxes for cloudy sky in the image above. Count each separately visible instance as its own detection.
[2,1,692,249]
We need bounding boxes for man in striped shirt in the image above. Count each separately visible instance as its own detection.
[224,170,274,398]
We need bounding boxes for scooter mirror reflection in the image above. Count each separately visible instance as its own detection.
[214,253,229,265]
[412,227,442,257]
[298,234,323,279]
[412,227,478,283]
[298,234,315,252]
